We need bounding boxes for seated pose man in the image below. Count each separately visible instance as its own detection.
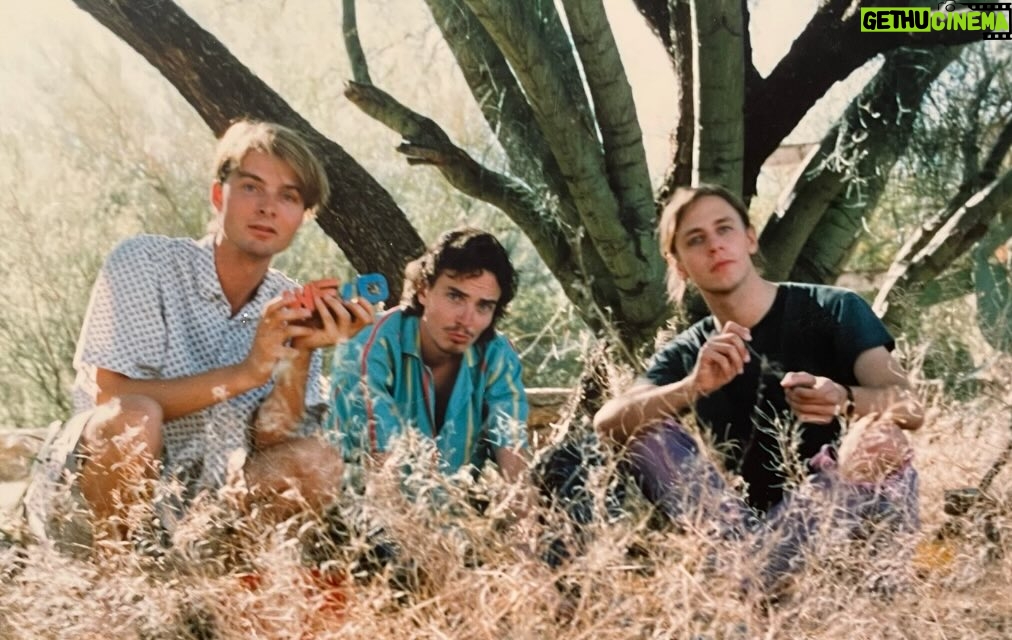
[328,228,528,484]
[25,119,374,546]
[594,184,924,589]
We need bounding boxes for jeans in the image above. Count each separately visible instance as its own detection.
[626,420,919,592]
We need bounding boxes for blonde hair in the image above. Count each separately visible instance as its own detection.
[211,119,330,214]
[658,184,752,302]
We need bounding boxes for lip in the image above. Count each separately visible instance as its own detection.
[248,224,277,238]
[446,330,472,344]
[710,259,734,273]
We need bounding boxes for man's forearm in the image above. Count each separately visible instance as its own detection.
[850,384,924,430]
[96,365,262,422]
[253,350,313,448]
[594,380,697,444]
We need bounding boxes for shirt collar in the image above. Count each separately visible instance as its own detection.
[196,235,223,302]
[195,234,289,308]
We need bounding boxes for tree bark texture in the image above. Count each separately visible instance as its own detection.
[761,46,961,284]
[71,0,425,300]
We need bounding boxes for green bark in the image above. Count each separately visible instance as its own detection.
[875,170,1012,328]
[693,0,744,194]
[765,47,962,284]
[463,0,669,341]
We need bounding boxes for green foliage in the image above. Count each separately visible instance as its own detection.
[0,2,588,427]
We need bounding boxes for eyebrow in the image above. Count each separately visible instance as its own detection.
[234,169,301,193]
[680,215,736,237]
[447,285,499,307]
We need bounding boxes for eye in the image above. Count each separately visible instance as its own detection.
[718,224,733,234]
[447,290,464,301]
[686,235,703,247]
[241,182,260,194]
[282,191,302,204]
[478,301,496,314]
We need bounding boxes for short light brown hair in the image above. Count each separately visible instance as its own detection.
[212,120,330,213]
[658,184,752,301]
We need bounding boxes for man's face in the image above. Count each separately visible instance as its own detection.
[670,195,758,295]
[211,150,306,262]
[417,270,501,363]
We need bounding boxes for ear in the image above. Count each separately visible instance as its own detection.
[667,253,689,282]
[417,280,429,307]
[746,226,759,256]
[210,181,224,213]
[675,259,689,282]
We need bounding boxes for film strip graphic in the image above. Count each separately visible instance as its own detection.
[952,3,1012,9]
[942,2,1012,39]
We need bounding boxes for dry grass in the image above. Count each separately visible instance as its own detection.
[1,371,1011,640]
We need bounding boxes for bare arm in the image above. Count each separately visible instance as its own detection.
[782,346,923,430]
[94,297,311,421]
[253,290,375,449]
[595,321,753,444]
[593,379,697,444]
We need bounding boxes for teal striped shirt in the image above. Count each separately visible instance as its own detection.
[327,308,528,473]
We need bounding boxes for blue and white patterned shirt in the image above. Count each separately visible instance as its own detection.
[72,234,327,494]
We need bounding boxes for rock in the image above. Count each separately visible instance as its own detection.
[0,429,47,482]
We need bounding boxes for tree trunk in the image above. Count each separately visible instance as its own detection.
[761,46,961,284]
[71,0,425,298]
[693,0,745,194]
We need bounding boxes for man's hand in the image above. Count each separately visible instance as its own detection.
[243,297,315,386]
[287,282,375,351]
[688,321,752,397]
[781,371,848,424]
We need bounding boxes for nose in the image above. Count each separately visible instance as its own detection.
[256,192,277,216]
[456,303,475,326]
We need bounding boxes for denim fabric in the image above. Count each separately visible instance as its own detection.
[626,420,919,591]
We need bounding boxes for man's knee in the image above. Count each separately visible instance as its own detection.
[247,438,343,511]
[838,415,913,484]
[82,394,164,459]
[625,420,706,500]
[291,439,344,505]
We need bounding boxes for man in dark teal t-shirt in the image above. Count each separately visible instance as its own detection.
[594,184,925,591]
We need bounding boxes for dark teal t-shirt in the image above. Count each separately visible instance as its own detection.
[642,283,894,512]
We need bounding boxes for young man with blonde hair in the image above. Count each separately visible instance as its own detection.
[595,184,923,591]
[26,120,374,548]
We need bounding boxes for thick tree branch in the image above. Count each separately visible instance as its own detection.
[633,0,694,201]
[744,0,984,195]
[464,0,669,334]
[422,0,581,231]
[890,90,1012,272]
[630,0,671,49]
[343,81,618,331]
[762,46,960,283]
[694,0,745,193]
[71,0,423,296]
[342,0,371,84]
[561,0,654,226]
[875,170,1012,326]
